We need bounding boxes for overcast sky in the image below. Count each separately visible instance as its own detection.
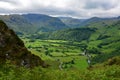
[0,0,120,18]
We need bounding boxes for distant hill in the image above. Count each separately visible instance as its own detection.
[22,14,68,32]
[0,14,119,35]
[0,14,68,34]
[0,20,46,67]
[59,16,120,28]
[30,16,120,43]
[59,17,86,28]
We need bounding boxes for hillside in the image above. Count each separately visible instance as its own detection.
[88,20,120,64]
[59,18,120,64]
[59,17,86,28]
[28,28,95,42]
[59,16,120,28]
[0,14,68,34]
[0,20,45,67]
[28,17,120,65]
[22,14,68,32]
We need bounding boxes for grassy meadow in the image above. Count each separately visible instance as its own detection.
[21,38,88,70]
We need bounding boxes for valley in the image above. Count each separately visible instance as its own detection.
[0,14,120,80]
[21,38,88,70]
[0,0,120,79]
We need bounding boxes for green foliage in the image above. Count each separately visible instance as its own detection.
[30,28,95,42]
[0,62,120,80]
[87,47,101,54]
[91,50,120,64]
[48,28,95,42]
[22,39,88,70]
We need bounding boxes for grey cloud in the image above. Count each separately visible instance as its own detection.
[0,0,18,4]
[0,0,119,18]
[84,1,117,10]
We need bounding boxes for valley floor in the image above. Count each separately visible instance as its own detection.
[22,38,89,70]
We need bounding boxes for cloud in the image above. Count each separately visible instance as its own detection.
[84,0,118,10]
[0,0,120,18]
[0,0,17,4]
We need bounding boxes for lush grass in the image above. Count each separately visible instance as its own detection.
[21,38,88,70]
[1,63,120,80]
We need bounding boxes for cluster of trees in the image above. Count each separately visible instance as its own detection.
[28,28,95,42]
[87,47,101,54]
[91,49,120,64]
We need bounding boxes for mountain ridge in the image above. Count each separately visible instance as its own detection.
[0,14,68,34]
[58,16,120,28]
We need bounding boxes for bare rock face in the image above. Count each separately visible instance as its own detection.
[0,20,46,68]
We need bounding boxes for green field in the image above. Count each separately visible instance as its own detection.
[21,38,88,70]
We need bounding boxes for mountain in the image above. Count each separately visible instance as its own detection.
[0,14,68,34]
[29,16,120,43]
[22,14,68,32]
[0,20,46,67]
[59,17,86,28]
[0,14,35,34]
[59,16,120,28]
[0,14,119,35]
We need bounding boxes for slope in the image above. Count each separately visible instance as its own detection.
[0,20,46,67]
[28,27,95,42]
[59,17,86,28]
[86,20,120,64]
[59,16,120,28]
[0,14,68,34]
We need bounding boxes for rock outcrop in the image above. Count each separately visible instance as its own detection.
[0,20,45,68]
